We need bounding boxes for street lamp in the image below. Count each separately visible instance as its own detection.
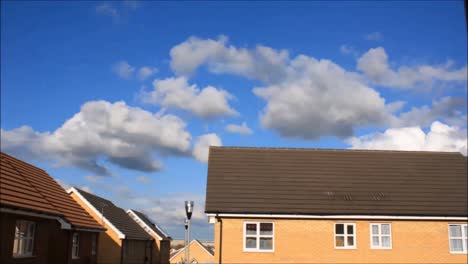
[184,201,194,264]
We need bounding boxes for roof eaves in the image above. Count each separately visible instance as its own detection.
[127,209,164,241]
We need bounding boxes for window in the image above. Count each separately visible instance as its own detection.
[335,223,356,249]
[12,220,35,257]
[72,233,80,259]
[449,224,467,254]
[91,233,97,255]
[370,223,392,249]
[243,222,274,252]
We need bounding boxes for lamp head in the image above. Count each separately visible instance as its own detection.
[185,201,194,220]
[184,218,189,230]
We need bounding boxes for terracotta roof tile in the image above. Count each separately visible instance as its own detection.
[0,152,103,230]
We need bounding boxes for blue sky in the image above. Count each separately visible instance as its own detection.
[1,1,467,240]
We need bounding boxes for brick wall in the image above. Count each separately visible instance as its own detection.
[214,218,468,263]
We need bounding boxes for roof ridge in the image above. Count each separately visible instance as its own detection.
[75,187,114,205]
[3,156,63,216]
[209,146,463,155]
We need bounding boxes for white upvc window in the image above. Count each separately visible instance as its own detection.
[370,223,392,249]
[449,224,467,254]
[335,223,356,249]
[12,220,36,257]
[72,233,80,259]
[243,222,274,252]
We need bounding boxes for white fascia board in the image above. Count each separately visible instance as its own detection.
[206,213,468,221]
[0,207,71,229]
[67,187,125,239]
[126,209,163,240]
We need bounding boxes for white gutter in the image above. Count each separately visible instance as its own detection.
[127,209,164,241]
[207,213,468,221]
[0,207,71,229]
[67,187,125,239]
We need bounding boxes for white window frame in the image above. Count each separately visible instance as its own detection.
[12,220,36,257]
[334,223,356,249]
[448,224,468,254]
[243,221,274,252]
[370,223,392,249]
[72,233,80,259]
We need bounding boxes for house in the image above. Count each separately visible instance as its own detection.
[205,147,468,263]
[68,187,153,264]
[169,240,214,264]
[127,209,172,263]
[0,152,104,264]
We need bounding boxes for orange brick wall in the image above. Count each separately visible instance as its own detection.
[170,241,214,264]
[214,218,468,263]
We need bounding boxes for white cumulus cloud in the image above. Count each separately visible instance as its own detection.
[192,133,222,163]
[137,66,158,81]
[112,60,135,79]
[1,101,192,175]
[348,121,467,155]
[141,77,237,120]
[357,47,467,89]
[225,122,253,135]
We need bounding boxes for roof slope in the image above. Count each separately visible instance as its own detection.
[74,188,151,240]
[0,152,103,230]
[205,147,468,217]
[128,209,170,240]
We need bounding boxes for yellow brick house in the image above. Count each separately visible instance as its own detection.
[205,147,468,263]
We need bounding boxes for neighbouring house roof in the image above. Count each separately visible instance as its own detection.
[169,240,214,261]
[127,209,171,240]
[205,147,468,217]
[69,187,152,240]
[0,152,104,231]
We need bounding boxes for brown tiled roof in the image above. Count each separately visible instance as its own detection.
[0,152,103,230]
[205,147,468,217]
[74,188,152,240]
[129,209,170,240]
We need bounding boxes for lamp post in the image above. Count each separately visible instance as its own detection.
[184,219,188,263]
[184,201,194,264]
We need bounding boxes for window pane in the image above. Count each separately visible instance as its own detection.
[372,236,379,246]
[246,224,257,235]
[335,236,344,247]
[347,236,354,246]
[381,224,390,235]
[450,225,462,237]
[335,224,344,234]
[464,226,467,237]
[347,225,354,234]
[371,225,379,235]
[245,237,256,248]
[260,223,273,235]
[382,236,391,248]
[259,238,273,250]
[450,239,463,252]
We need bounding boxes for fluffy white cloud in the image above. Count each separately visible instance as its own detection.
[348,121,467,155]
[192,133,222,163]
[170,36,289,83]
[339,45,358,56]
[254,55,391,139]
[392,96,467,128]
[357,47,467,89]
[112,61,135,79]
[141,77,237,119]
[225,122,253,135]
[364,32,383,41]
[1,101,192,174]
[137,66,158,81]
[171,37,392,139]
